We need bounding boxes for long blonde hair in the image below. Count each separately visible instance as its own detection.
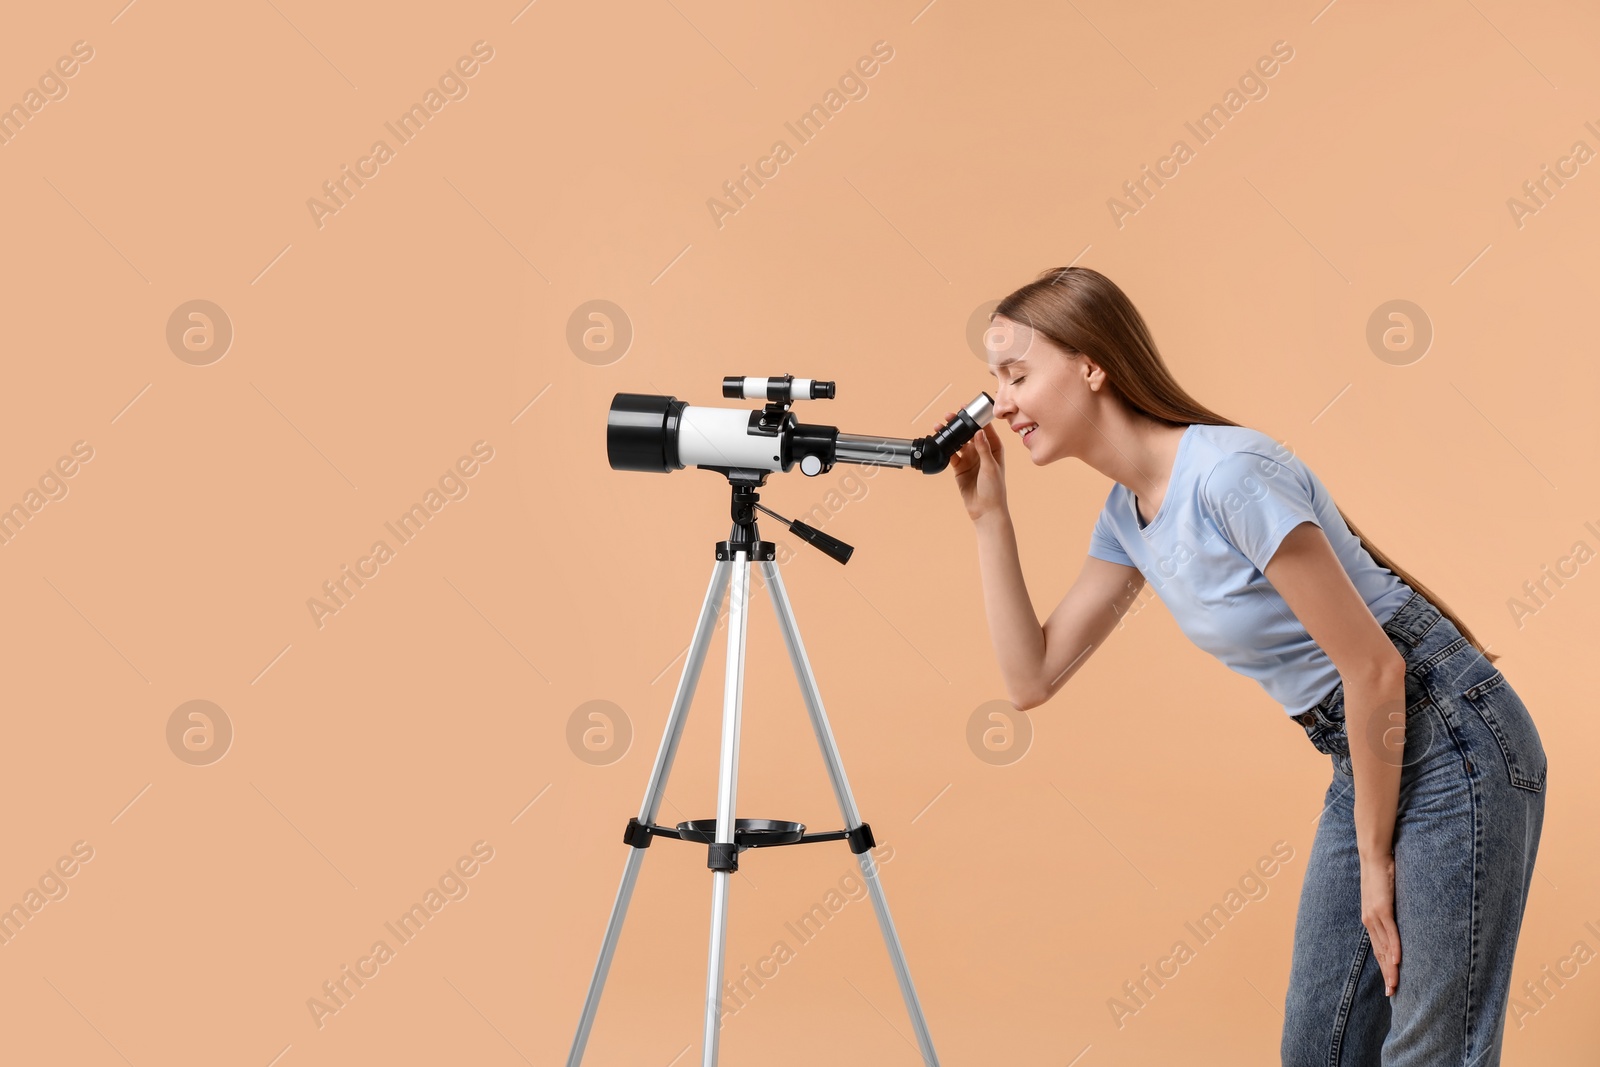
[995,265,1498,664]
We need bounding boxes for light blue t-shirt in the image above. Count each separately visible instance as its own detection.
[1086,423,1412,715]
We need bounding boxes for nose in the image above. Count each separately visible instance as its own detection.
[991,383,1018,421]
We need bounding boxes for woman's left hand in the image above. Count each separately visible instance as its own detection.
[1361,853,1401,996]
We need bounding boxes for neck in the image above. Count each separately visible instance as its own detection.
[1078,405,1190,507]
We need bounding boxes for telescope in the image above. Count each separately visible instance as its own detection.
[574,376,958,1066]
[607,374,994,478]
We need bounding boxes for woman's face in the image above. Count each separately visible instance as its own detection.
[984,314,1102,464]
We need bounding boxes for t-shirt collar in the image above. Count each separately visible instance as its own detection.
[1130,424,1196,536]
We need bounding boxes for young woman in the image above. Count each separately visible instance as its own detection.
[940,266,1547,1066]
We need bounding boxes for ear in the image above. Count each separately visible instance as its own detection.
[1082,358,1106,392]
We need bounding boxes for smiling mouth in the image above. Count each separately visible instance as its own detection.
[1017,424,1038,440]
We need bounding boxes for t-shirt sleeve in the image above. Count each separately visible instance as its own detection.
[1086,496,1135,567]
[1201,451,1321,573]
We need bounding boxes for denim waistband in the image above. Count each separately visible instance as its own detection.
[1307,587,1443,716]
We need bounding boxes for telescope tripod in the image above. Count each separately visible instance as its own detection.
[566,474,940,1066]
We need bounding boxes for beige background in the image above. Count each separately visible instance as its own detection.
[1,0,1596,1063]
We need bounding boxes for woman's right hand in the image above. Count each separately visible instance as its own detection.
[940,411,1008,522]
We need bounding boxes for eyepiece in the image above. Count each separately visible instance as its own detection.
[915,392,994,474]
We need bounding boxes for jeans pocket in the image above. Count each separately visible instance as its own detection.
[1463,671,1547,793]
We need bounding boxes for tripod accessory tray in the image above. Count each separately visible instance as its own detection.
[676,818,804,847]
[621,816,876,872]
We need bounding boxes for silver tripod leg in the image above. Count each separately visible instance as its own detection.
[701,550,753,1066]
[759,559,941,1066]
[566,561,732,1067]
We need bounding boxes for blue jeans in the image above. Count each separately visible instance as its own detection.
[1281,588,1547,1066]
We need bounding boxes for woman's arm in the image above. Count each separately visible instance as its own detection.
[943,413,1143,709]
[974,509,1143,709]
[1265,520,1409,996]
